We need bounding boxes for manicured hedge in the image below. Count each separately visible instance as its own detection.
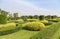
[30,22,60,39]
[0,23,21,36]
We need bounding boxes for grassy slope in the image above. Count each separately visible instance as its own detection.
[0,30,38,39]
[51,27,60,39]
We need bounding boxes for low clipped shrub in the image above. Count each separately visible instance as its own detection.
[30,22,60,39]
[24,22,45,31]
[0,23,21,36]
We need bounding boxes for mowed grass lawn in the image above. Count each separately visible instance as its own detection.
[51,27,60,39]
[0,30,39,39]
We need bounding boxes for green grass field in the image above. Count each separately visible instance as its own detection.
[51,27,60,39]
[0,30,39,39]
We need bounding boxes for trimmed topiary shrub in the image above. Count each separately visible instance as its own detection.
[24,22,45,31]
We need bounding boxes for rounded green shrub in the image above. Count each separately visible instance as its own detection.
[24,22,45,31]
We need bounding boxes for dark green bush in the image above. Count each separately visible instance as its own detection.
[30,22,60,39]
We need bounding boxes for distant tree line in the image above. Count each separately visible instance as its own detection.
[0,9,59,23]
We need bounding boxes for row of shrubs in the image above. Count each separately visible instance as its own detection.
[0,23,21,36]
[30,22,60,39]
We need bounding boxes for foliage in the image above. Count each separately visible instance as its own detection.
[0,23,21,36]
[30,22,60,39]
[15,19,24,23]
[0,23,16,28]
[21,16,28,21]
[46,15,51,20]
[0,14,7,24]
[13,13,18,20]
[0,9,8,24]
[51,15,57,19]
[33,15,39,19]
[27,19,40,22]
[24,22,45,31]
[48,19,59,22]
[43,22,53,26]
[39,15,45,20]
[40,20,48,23]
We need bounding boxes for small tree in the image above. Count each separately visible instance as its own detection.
[0,10,8,24]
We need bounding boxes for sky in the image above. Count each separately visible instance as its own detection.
[0,0,60,16]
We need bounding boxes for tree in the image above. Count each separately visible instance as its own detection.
[33,15,39,19]
[0,9,8,24]
[8,13,13,20]
[46,15,51,20]
[51,15,57,19]
[28,15,33,19]
[21,16,27,21]
[39,15,45,20]
[13,13,18,20]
